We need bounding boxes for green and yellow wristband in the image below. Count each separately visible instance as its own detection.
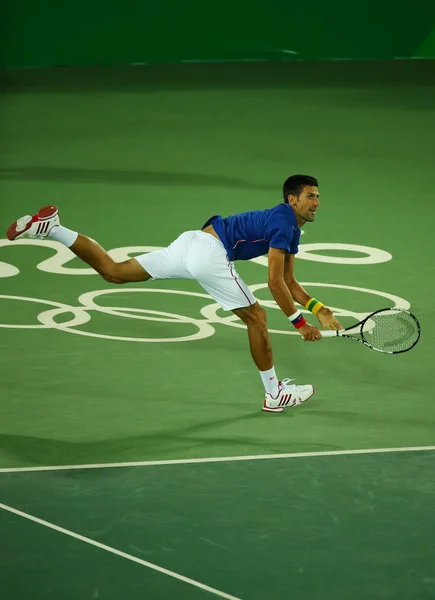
[304,297,324,316]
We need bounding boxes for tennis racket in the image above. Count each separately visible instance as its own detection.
[320,308,420,354]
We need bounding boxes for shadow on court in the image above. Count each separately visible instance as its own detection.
[1,60,435,94]
[0,411,343,467]
[0,167,277,190]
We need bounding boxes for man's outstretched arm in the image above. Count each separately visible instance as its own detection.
[268,248,321,341]
[283,252,342,330]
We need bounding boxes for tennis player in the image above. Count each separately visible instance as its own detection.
[6,174,342,412]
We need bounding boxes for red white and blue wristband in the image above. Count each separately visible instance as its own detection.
[288,309,307,329]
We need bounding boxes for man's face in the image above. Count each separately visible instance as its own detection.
[289,185,319,223]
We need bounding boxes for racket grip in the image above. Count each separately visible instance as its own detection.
[320,330,339,338]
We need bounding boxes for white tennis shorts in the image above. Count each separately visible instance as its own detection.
[134,230,256,311]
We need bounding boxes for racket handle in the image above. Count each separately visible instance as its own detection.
[320,330,339,338]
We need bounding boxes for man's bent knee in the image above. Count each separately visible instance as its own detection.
[98,259,150,284]
[101,271,125,284]
[233,302,267,327]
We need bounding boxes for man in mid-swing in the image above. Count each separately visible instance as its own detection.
[7,174,342,412]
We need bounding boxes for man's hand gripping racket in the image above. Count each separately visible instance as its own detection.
[298,306,342,342]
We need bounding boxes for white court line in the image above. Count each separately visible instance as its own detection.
[0,502,241,600]
[0,445,434,474]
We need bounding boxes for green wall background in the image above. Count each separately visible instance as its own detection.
[2,0,435,67]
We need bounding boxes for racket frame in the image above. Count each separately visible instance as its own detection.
[320,308,420,354]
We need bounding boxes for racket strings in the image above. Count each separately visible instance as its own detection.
[361,310,420,352]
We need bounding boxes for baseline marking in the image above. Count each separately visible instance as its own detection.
[1,445,434,474]
[0,503,241,600]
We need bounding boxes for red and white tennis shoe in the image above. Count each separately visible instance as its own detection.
[6,205,59,241]
[263,378,315,412]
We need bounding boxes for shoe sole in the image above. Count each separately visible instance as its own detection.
[262,405,284,413]
[262,386,315,413]
[7,205,58,241]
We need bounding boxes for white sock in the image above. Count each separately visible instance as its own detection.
[49,225,78,248]
[259,366,279,398]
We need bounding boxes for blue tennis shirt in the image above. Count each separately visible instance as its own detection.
[202,203,301,261]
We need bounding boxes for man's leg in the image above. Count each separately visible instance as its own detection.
[233,302,315,411]
[233,303,273,371]
[233,303,280,398]
[184,235,283,404]
[6,204,151,284]
[62,232,151,284]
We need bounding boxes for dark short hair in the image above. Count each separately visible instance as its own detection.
[283,175,318,203]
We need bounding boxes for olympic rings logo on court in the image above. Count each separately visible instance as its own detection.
[1,238,406,343]
[0,284,410,343]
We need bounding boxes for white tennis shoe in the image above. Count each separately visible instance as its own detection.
[263,378,315,413]
[6,205,59,241]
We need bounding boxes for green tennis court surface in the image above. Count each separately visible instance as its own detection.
[1,60,434,598]
[1,450,435,600]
